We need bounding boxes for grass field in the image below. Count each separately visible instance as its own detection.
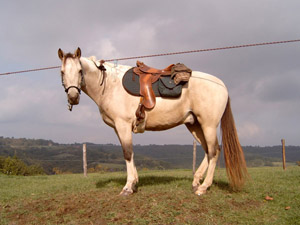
[0,166,299,224]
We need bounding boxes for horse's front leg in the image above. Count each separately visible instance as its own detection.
[114,121,138,196]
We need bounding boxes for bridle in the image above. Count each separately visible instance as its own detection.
[61,60,84,111]
[62,70,84,95]
[64,85,82,95]
[61,59,106,111]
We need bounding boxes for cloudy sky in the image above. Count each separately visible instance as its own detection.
[1,0,300,146]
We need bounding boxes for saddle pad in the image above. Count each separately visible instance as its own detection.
[158,77,182,98]
[122,68,183,98]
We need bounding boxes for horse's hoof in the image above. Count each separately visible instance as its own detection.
[132,184,138,193]
[119,189,133,196]
[195,186,207,196]
[192,184,199,193]
[195,190,206,196]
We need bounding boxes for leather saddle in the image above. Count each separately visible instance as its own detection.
[122,61,191,133]
[134,60,174,76]
[133,61,174,110]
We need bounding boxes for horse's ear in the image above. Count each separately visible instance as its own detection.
[75,47,81,58]
[58,48,64,60]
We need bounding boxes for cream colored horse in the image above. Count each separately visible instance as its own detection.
[58,48,248,196]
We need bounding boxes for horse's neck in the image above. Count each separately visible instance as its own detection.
[80,58,124,106]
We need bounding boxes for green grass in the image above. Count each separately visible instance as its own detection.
[0,166,299,224]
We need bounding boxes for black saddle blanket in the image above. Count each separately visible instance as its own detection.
[122,68,183,98]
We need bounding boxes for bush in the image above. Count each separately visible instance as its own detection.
[0,156,5,171]
[52,167,63,175]
[0,155,45,176]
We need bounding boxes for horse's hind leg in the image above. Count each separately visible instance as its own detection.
[195,126,220,195]
[186,123,209,190]
[192,154,209,192]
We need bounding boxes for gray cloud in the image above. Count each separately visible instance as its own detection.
[1,0,300,146]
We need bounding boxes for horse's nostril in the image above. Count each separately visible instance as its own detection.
[68,91,80,105]
[68,89,79,98]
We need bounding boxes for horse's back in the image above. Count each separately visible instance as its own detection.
[190,71,227,91]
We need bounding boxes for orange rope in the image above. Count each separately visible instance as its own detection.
[104,39,300,62]
[0,66,60,76]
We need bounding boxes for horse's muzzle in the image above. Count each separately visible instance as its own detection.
[67,89,80,105]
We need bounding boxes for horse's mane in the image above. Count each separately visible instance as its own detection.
[87,56,128,71]
[65,53,76,58]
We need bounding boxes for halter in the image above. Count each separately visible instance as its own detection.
[64,85,82,94]
[61,60,84,111]
[62,59,106,111]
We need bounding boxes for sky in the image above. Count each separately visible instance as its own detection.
[0,0,300,146]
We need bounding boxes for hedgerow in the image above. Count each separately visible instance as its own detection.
[0,155,45,176]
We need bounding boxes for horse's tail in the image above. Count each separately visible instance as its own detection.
[221,97,249,190]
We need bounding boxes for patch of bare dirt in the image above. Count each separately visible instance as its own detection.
[3,191,113,224]
[2,188,262,224]
[228,198,262,210]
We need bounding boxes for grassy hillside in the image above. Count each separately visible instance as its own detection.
[0,166,299,224]
[0,137,299,174]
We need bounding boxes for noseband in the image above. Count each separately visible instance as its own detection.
[64,85,82,94]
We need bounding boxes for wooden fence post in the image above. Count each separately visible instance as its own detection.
[83,143,87,177]
[193,140,197,175]
[281,139,286,170]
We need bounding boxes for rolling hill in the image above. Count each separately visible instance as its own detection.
[0,136,299,174]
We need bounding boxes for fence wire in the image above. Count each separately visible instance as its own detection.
[1,39,300,76]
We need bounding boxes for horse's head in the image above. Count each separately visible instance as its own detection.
[58,47,83,110]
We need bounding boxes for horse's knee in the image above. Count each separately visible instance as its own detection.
[208,146,220,160]
[121,142,133,161]
[123,148,132,161]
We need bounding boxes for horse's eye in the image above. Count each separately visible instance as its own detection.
[61,71,64,76]
[79,69,83,75]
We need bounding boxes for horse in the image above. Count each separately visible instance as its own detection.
[57,47,248,196]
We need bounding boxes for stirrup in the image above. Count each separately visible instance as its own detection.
[133,102,146,133]
[133,118,146,133]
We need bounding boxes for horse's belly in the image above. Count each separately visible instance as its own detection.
[145,97,191,131]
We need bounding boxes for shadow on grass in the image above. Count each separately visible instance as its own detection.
[96,175,192,189]
[213,180,231,192]
[96,175,232,193]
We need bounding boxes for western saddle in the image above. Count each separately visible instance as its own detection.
[133,61,174,123]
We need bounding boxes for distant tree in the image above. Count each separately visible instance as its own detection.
[52,167,63,175]
[27,164,45,175]
[110,153,118,159]
[88,164,110,173]
[0,155,45,176]
[88,167,96,173]
[264,160,274,167]
[1,155,28,175]
[0,156,5,170]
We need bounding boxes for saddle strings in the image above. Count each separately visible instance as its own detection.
[98,60,107,95]
[92,60,106,82]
